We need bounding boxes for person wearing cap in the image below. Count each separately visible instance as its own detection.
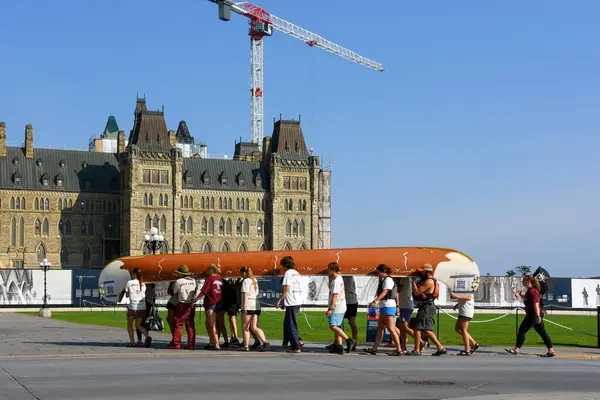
[407,264,447,356]
[168,265,199,350]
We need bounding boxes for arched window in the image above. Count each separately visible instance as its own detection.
[302,199,307,212]
[221,242,230,252]
[299,243,307,250]
[245,198,249,210]
[68,199,73,208]
[144,193,148,206]
[283,243,292,251]
[201,197,205,209]
[298,199,302,211]
[164,194,168,207]
[180,196,184,208]
[16,197,20,209]
[22,197,26,209]
[261,199,265,211]
[210,197,215,209]
[218,197,223,210]
[238,242,248,252]
[243,219,249,236]
[180,216,186,234]
[88,220,94,236]
[35,219,41,235]
[11,218,16,247]
[81,220,87,235]
[153,215,159,229]
[58,199,63,210]
[187,217,193,234]
[293,220,299,236]
[36,243,47,263]
[285,219,292,236]
[201,217,208,234]
[299,220,305,236]
[256,199,260,210]
[42,219,49,235]
[219,218,225,235]
[288,199,293,211]
[34,198,39,210]
[83,245,92,268]
[208,217,215,235]
[159,194,163,207]
[190,197,194,208]
[228,198,232,210]
[236,218,243,235]
[257,219,263,237]
[59,219,64,235]
[19,217,24,246]
[60,245,69,264]
[145,215,151,231]
[65,220,72,235]
[182,242,191,254]
[44,198,49,210]
[10,197,15,209]
[203,241,213,253]
[160,215,167,232]
[226,218,232,235]
[284,199,288,211]
[258,243,266,251]
[149,193,153,206]
[184,196,189,208]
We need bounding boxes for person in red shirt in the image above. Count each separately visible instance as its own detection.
[505,275,555,357]
[194,264,224,350]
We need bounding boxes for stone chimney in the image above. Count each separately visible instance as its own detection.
[117,130,126,154]
[262,136,271,164]
[168,129,176,147]
[0,122,6,157]
[24,124,34,159]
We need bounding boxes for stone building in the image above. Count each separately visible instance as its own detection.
[0,98,331,269]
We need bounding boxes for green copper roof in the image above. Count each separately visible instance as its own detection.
[103,116,120,138]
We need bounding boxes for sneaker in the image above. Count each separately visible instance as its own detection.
[329,344,344,355]
[251,341,261,349]
[136,340,144,347]
[325,343,335,350]
[221,342,230,348]
[144,336,152,348]
[260,342,270,352]
[230,337,240,346]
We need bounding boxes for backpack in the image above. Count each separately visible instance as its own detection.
[432,278,440,300]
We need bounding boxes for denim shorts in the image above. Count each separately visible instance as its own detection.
[380,306,396,316]
[204,302,224,312]
[399,308,413,322]
[329,313,344,327]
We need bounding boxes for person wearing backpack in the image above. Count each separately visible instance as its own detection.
[407,264,447,356]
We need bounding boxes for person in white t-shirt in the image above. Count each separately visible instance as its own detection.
[450,290,479,355]
[325,262,355,354]
[275,256,303,353]
[238,266,270,352]
[124,268,152,348]
[363,264,402,356]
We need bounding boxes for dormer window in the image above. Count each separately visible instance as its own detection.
[82,161,88,169]
[59,160,65,168]
[219,172,227,185]
[41,173,49,186]
[184,170,193,184]
[237,173,245,186]
[254,172,262,187]
[55,173,64,187]
[295,142,299,152]
[12,170,22,185]
[36,159,43,168]
[201,170,211,185]
[12,157,19,166]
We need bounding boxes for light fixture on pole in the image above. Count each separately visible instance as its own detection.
[39,258,52,318]
[143,227,165,255]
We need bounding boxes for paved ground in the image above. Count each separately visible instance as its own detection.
[1,313,599,400]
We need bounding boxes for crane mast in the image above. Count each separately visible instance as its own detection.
[209,0,384,150]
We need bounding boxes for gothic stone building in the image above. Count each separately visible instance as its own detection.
[0,98,331,269]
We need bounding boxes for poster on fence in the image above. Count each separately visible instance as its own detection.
[571,279,600,308]
[0,269,72,305]
[71,270,102,307]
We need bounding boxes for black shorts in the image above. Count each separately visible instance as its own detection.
[245,310,261,316]
[166,302,176,311]
[344,303,358,319]
[457,315,472,321]
[226,304,239,316]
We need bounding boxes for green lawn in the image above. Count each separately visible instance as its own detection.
[22,309,598,348]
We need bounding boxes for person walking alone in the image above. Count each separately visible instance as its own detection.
[275,256,304,354]
[449,290,479,355]
[505,275,555,357]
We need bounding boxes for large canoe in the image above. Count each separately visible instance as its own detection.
[98,246,480,303]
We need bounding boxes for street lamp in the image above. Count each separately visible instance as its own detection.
[39,258,51,318]
[144,227,165,255]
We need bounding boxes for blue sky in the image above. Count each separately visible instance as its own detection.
[1,1,599,277]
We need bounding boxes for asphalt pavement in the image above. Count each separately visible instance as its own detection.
[1,312,599,400]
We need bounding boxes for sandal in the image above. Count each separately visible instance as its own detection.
[505,348,519,355]
[540,351,555,358]
[238,346,250,352]
[432,348,447,356]
[126,342,136,347]
[405,350,421,356]
[363,348,377,355]
[388,350,403,356]
[470,342,480,353]
[457,350,471,356]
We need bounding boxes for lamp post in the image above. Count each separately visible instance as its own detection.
[39,258,52,318]
[144,227,165,255]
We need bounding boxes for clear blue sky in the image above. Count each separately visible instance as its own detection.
[1,1,599,277]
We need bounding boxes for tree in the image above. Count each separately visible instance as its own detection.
[515,265,532,276]
[505,269,516,277]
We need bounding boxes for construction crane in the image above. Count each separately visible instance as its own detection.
[208,0,384,150]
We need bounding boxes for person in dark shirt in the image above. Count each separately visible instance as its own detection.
[506,275,555,357]
[222,278,242,346]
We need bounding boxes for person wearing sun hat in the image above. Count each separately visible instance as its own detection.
[168,265,199,350]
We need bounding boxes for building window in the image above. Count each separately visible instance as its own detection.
[36,243,47,263]
[65,220,72,235]
[88,220,95,236]
[81,221,87,235]
[293,220,299,236]
[226,218,232,236]
[299,177,307,190]
[143,170,150,183]
[285,220,292,236]
[292,177,298,190]
[203,242,212,253]
[201,217,208,234]
[145,215,151,231]
[60,246,69,264]
[42,219,49,235]
[238,242,247,252]
[160,170,169,184]
[243,218,249,236]
[59,219,64,235]
[283,176,290,189]
[219,218,225,235]
[257,219,263,237]
[11,218,16,247]
[236,219,242,236]
[182,242,191,254]
[299,219,305,237]
[160,215,166,232]
[180,216,186,234]
[148,193,153,206]
[144,193,148,206]
[163,194,168,207]
[187,217,193,234]
[35,219,41,235]
[153,215,159,230]
[208,217,215,235]
[45,198,49,211]
[151,170,159,184]
[19,217,24,246]
[221,242,230,252]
